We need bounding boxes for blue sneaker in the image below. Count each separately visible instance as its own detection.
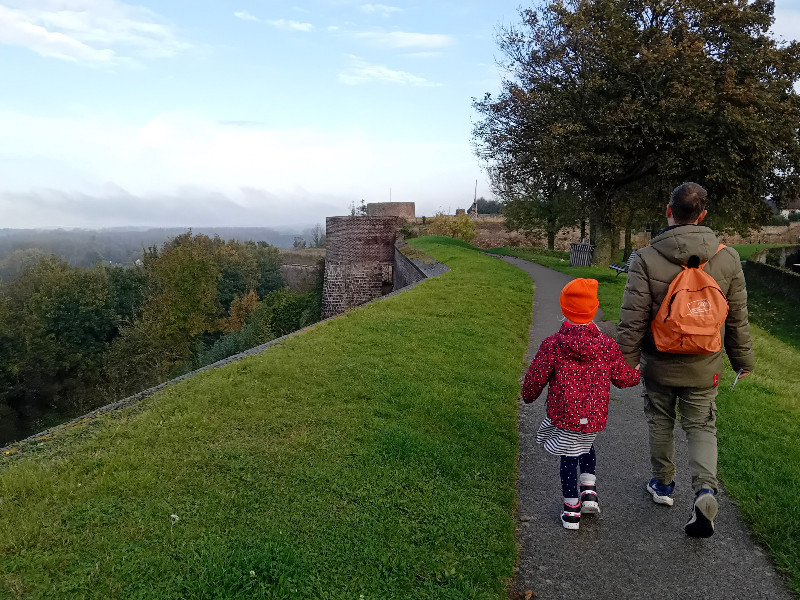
[685,489,718,538]
[647,477,675,506]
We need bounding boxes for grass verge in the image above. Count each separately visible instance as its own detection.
[0,237,533,600]
[494,245,800,595]
[489,247,627,323]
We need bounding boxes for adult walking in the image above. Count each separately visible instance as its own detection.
[617,182,754,538]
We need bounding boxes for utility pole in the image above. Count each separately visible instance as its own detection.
[473,179,478,217]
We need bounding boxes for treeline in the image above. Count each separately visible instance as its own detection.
[0,233,322,445]
[0,227,310,275]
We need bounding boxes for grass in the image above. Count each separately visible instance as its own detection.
[488,247,628,323]
[0,237,533,600]
[495,244,800,595]
[730,243,794,261]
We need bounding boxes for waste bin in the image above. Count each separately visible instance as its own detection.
[569,243,595,267]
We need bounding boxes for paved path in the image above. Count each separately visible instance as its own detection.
[494,255,793,600]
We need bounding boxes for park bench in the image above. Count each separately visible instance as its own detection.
[609,250,637,277]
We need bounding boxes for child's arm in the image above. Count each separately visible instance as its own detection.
[521,338,556,403]
[609,341,641,388]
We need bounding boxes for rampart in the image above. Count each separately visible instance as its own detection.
[322,216,403,318]
[366,202,415,220]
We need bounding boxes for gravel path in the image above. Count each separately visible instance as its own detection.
[494,255,793,600]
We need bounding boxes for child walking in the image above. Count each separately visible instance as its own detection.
[521,278,640,529]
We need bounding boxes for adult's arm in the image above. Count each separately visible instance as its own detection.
[616,253,652,368]
[723,254,755,373]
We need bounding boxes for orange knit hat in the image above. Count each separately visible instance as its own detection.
[560,278,599,324]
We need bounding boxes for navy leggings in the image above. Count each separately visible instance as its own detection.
[560,446,596,498]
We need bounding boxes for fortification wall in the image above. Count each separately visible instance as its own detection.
[366,202,416,220]
[322,216,402,318]
[280,264,322,293]
[394,246,427,289]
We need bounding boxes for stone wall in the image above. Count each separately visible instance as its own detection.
[322,216,402,318]
[366,202,416,220]
[394,246,427,289]
[280,264,322,293]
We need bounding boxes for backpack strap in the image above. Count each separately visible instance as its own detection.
[699,243,726,271]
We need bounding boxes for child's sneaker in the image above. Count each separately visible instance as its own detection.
[685,489,718,538]
[579,481,600,514]
[647,477,675,506]
[561,501,581,530]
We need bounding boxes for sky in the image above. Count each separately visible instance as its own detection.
[1,1,799,230]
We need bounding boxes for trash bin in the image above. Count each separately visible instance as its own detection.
[569,243,595,267]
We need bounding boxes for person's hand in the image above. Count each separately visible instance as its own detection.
[635,364,641,371]
[739,370,750,378]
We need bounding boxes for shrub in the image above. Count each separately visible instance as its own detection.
[425,212,477,243]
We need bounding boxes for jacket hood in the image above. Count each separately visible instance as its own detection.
[650,225,720,266]
[555,321,601,362]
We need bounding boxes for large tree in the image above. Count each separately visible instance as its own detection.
[473,0,800,264]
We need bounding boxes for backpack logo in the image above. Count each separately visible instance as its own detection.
[651,244,728,355]
[687,299,711,315]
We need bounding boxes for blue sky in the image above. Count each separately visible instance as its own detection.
[1,0,799,229]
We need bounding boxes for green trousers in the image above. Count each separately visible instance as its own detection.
[642,378,719,494]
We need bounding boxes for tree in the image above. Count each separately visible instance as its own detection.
[472,197,503,214]
[293,236,307,249]
[473,0,800,264]
[310,223,326,248]
[500,177,585,249]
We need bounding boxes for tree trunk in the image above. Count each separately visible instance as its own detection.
[580,219,587,243]
[590,208,620,266]
[547,216,557,250]
[623,213,634,262]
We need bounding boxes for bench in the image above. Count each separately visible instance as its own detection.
[609,250,637,277]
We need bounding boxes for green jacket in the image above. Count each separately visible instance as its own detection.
[617,225,754,387]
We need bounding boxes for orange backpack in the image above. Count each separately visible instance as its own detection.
[651,244,728,354]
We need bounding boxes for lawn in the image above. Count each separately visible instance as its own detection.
[730,243,794,261]
[494,244,800,595]
[0,237,533,600]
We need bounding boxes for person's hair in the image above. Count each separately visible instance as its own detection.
[669,182,707,223]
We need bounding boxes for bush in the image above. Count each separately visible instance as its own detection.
[765,214,790,226]
[789,212,800,222]
[425,212,477,243]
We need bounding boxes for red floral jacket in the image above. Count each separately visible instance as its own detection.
[521,322,640,433]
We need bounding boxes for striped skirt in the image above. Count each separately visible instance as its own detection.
[536,417,597,457]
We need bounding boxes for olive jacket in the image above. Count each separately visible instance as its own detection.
[616,225,754,388]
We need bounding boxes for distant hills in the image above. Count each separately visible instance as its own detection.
[0,227,311,269]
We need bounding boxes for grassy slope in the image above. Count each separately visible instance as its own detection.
[495,245,800,595]
[0,237,533,600]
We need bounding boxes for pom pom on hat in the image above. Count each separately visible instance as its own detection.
[560,278,599,324]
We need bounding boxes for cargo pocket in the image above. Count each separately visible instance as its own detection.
[642,392,655,424]
[707,400,717,427]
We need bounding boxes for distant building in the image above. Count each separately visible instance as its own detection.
[780,198,800,217]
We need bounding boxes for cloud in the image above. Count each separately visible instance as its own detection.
[355,31,454,49]
[772,8,800,43]
[338,55,439,86]
[265,19,314,32]
[0,0,190,66]
[360,4,401,17]
[233,10,259,22]
[233,10,313,32]
[0,110,487,227]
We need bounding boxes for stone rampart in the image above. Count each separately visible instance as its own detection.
[366,202,416,220]
[322,216,402,318]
